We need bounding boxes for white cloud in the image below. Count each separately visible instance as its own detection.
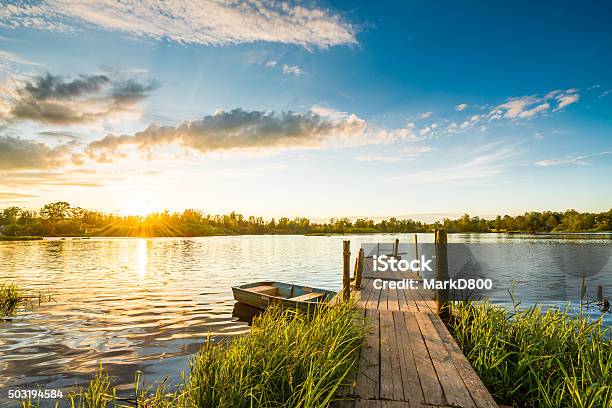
[0,49,39,66]
[554,93,579,111]
[455,103,468,111]
[419,123,438,137]
[353,155,402,163]
[419,111,432,119]
[599,90,612,98]
[0,0,357,49]
[518,102,549,118]
[488,89,579,120]
[534,151,611,167]
[534,155,590,167]
[265,60,277,68]
[397,143,519,183]
[282,64,303,76]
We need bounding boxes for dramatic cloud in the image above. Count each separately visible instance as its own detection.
[86,108,371,161]
[0,135,81,169]
[0,0,356,49]
[0,72,158,125]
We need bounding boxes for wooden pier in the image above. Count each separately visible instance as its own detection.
[335,234,499,408]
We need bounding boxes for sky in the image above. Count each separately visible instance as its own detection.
[0,0,611,220]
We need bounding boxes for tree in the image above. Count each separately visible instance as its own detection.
[40,202,72,222]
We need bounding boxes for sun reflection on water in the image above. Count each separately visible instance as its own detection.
[137,239,147,277]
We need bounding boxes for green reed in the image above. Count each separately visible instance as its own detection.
[26,300,363,408]
[448,300,611,408]
[1,282,25,318]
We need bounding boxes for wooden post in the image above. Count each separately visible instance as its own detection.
[435,230,450,322]
[355,248,364,289]
[343,240,351,301]
[393,238,399,257]
[414,233,420,277]
[597,285,604,302]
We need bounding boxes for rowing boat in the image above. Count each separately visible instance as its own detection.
[231,281,336,312]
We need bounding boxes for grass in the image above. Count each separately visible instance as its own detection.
[1,282,51,319]
[0,282,24,318]
[448,300,611,408]
[25,299,364,408]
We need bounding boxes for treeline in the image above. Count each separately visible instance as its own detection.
[0,202,610,237]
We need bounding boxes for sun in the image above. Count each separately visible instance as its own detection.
[120,199,156,217]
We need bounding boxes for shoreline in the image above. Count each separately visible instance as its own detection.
[1,230,611,241]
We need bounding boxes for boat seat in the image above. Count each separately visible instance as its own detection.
[289,292,324,302]
[249,285,279,295]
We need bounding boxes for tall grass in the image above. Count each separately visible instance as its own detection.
[1,282,24,318]
[27,300,363,408]
[449,301,611,407]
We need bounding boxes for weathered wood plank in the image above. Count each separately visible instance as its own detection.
[354,400,382,408]
[380,401,411,407]
[387,285,400,311]
[430,314,498,408]
[398,286,419,313]
[403,312,445,406]
[357,279,374,310]
[331,400,356,408]
[379,310,404,400]
[355,309,380,399]
[416,312,475,408]
[366,284,382,310]
[392,311,424,404]
[379,285,388,311]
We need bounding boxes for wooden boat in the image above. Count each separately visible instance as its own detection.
[232,281,336,312]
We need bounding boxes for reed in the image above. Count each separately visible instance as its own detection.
[1,282,24,318]
[26,300,363,408]
[448,300,611,407]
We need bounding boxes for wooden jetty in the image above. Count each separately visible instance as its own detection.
[335,232,499,408]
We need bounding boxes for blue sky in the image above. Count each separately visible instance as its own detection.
[0,0,610,219]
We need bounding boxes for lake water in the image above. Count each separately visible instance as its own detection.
[0,233,610,406]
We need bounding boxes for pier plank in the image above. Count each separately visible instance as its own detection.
[379,310,404,400]
[416,312,475,408]
[430,315,498,408]
[387,286,400,311]
[403,312,445,406]
[392,310,424,404]
[355,309,380,399]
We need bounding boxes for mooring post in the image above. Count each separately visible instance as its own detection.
[393,238,399,257]
[414,233,420,277]
[343,240,351,301]
[597,285,604,302]
[435,230,450,322]
[355,247,364,289]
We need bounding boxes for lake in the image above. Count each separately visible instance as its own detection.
[0,233,610,406]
